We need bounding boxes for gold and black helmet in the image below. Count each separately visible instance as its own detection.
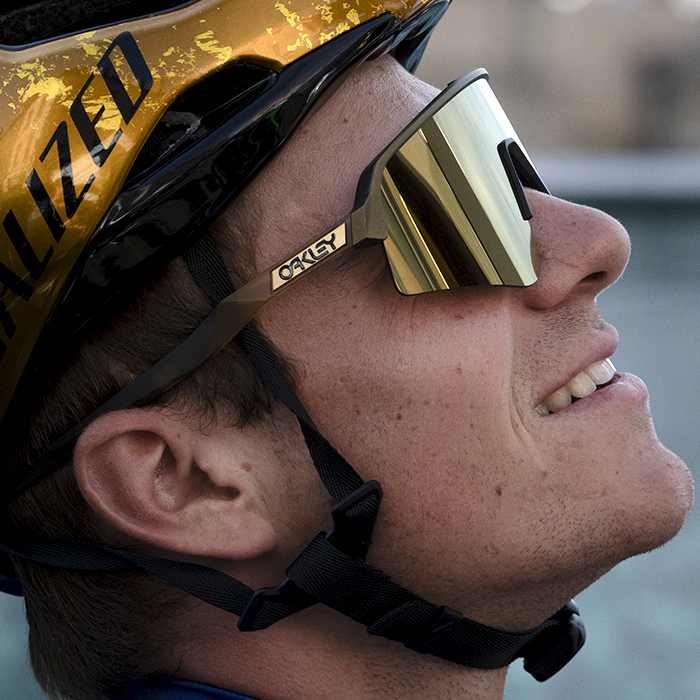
[0,0,448,456]
[0,1,587,680]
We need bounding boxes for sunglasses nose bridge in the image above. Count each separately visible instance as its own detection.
[498,138,551,222]
[498,139,534,221]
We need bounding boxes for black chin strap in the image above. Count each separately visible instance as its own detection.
[1,233,585,683]
[179,233,586,680]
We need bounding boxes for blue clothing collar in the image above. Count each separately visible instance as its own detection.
[118,677,259,700]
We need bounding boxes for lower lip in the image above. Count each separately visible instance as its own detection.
[545,372,649,417]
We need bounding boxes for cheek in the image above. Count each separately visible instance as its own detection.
[302,291,521,485]
[260,273,535,527]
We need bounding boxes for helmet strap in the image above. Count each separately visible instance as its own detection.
[180,232,586,680]
[0,230,585,680]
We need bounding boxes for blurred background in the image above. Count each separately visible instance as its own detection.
[2,1,700,698]
[419,0,700,151]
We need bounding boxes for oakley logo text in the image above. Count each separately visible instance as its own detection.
[271,225,347,291]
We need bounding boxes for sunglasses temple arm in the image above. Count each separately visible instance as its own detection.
[16,237,354,500]
[80,228,358,415]
[59,274,275,436]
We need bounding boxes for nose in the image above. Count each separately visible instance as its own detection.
[519,190,631,310]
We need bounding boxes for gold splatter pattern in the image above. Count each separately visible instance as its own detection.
[0,0,434,423]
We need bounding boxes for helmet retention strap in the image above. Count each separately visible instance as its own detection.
[179,232,586,680]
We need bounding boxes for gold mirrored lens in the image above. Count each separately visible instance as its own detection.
[381,77,539,295]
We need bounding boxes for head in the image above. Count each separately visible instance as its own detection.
[0,2,693,699]
[207,55,693,626]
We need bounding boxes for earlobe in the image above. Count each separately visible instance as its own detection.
[73,408,279,561]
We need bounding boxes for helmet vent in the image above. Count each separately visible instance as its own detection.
[123,62,276,189]
[0,0,197,47]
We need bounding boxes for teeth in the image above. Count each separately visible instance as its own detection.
[542,387,572,414]
[567,371,597,398]
[537,359,616,416]
[585,358,616,385]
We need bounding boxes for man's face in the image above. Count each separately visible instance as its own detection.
[237,56,693,629]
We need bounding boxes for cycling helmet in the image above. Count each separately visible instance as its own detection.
[0,0,585,681]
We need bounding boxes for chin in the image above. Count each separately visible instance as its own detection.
[621,441,693,559]
[649,455,693,547]
[602,392,695,551]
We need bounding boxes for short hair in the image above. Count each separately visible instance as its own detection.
[1,195,299,699]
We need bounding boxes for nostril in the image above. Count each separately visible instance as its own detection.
[583,270,606,284]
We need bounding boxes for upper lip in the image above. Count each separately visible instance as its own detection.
[535,335,619,408]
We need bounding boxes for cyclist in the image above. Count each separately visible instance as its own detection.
[0,2,692,699]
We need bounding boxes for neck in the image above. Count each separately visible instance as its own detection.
[175,604,509,700]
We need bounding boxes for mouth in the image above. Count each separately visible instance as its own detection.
[536,359,617,416]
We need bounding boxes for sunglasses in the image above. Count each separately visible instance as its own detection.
[16,68,548,495]
[275,68,546,299]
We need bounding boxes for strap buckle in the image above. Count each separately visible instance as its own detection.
[326,480,383,560]
[238,480,383,632]
[523,600,586,682]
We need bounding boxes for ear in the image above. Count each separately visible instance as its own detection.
[73,408,279,560]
